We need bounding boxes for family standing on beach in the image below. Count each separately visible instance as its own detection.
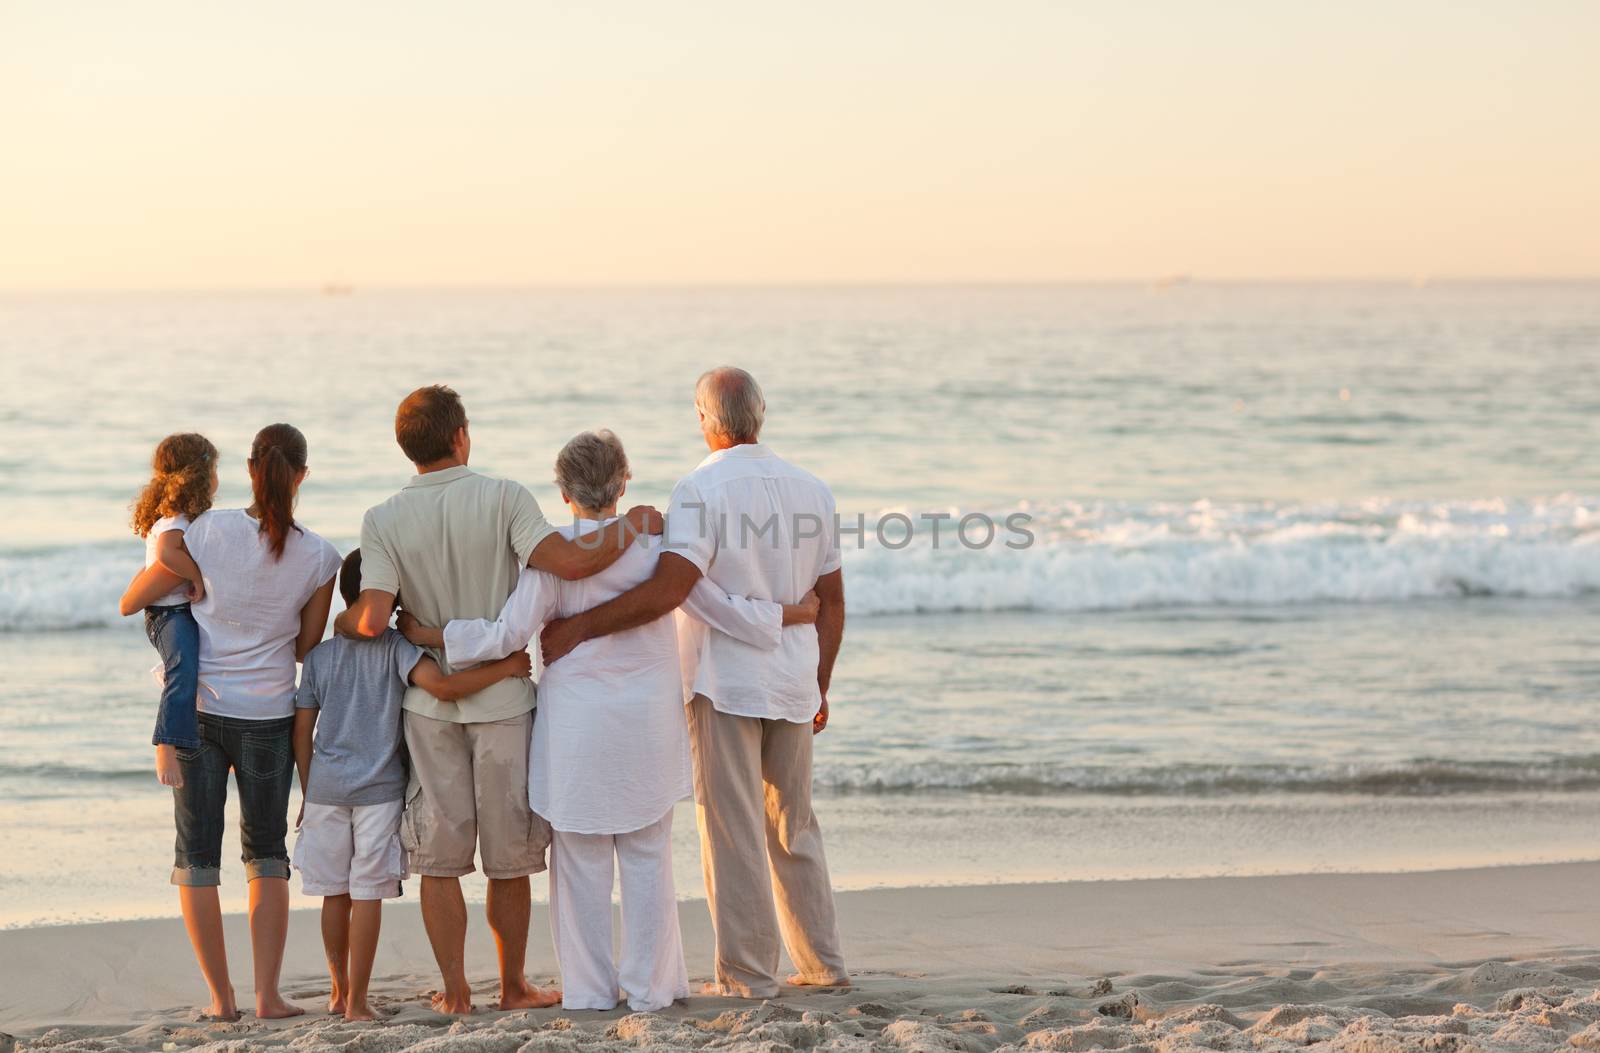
[118,368,850,1022]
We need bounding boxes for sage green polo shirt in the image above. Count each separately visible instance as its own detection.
[359,465,557,723]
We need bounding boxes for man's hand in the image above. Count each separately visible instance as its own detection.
[624,505,664,537]
[186,577,206,604]
[296,800,305,830]
[813,695,830,735]
[540,616,587,666]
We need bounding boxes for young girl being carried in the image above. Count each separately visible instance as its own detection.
[118,433,219,788]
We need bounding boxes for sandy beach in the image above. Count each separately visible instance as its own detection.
[5,862,1600,1051]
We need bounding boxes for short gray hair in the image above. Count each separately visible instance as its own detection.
[695,366,766,442]
[554,429,631,514]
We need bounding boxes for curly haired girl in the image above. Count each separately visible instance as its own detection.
[119,433,219,787]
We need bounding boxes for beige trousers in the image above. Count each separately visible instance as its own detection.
[686,695,848,998]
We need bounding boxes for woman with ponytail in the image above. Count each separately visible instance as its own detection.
[123,423,342,1021]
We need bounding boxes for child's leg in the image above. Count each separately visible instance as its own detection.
[146,604,201,787]
[320,895,353,1014]
[298,802,357,1013]
[346,900,383,1020]
[345,800,407,1021]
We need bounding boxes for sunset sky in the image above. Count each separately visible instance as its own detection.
[3,0,1597,288]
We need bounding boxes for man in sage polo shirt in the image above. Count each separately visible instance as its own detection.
[335,385,660,1013]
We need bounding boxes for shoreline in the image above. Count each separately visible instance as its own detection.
[7,862,1600,1050]
[11,849,1600,934]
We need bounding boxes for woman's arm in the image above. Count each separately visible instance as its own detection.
[408,652,533,702]
[118,563,187,617]
[433,569,555,665]
[680,578,818,651]
[295,578,337,662]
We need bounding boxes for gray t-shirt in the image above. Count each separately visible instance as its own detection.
[294,630,423,806]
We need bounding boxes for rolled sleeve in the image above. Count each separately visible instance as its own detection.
[358,508,401,597]
[294,652,320,710]
[507,483,559,568]
[819,491,843,576]
[663,478,716,575]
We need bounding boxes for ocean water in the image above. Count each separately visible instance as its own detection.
[3,283,1599,927]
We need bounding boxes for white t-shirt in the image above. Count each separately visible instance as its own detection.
[663,443,841,723]
[184,509,342,720]
[443,520,785,834]
[143,515,193,608]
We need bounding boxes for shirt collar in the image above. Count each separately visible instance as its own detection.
[406,464,475,489]
[697,442,772,470]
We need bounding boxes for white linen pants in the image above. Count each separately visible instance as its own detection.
[547,809,689,1012]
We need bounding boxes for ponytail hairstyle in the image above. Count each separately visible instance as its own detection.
[131,433,218,538]
[248,423,308,560]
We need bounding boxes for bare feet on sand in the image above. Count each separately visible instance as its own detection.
[700,981,777,998]
[197,986,240,1022]
[344,1001,377,1022]
[327,989,346,1016]
[498,979,562,1011]
[156,744,184,788]
[788,973,852,988]
[256,994,306,1019]
[430,989,475,1014]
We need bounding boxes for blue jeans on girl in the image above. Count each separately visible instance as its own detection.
[144,602,201,749]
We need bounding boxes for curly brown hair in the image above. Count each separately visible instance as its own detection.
[131,433,218,538]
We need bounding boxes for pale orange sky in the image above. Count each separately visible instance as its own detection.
[3,1,1597,288]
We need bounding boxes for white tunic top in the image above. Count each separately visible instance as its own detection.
[185,509,342,721]
[662,443,841,723]
[442,519,784,834]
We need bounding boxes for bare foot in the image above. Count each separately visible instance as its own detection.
[787,972,852,988]
[328,992,346,1016]
[344,1001,377,1022]
[700,981,763,998]
[256,994,306,1019]
[430,989,475,1014]
[196,984,240,1022]
[498,979,562,1010]
[156,744,184,788]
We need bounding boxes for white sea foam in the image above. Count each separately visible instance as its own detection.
[4,495,1599,630]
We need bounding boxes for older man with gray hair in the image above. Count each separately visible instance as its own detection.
[540,367,849,998]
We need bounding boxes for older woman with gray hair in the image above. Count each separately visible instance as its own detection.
[399,429,818,1012]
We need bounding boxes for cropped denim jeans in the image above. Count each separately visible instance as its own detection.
[144,603,201,749]
[171,712,295,886]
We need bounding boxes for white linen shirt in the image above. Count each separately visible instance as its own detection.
[442,520,784,834]
[662,443,840,723]
[185,509,342,720]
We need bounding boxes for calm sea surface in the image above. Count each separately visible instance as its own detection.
[3,283,1599,926]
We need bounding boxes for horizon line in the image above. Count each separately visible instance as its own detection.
[4,276,1600,295]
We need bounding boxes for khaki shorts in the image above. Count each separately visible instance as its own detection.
[401,710,551,879]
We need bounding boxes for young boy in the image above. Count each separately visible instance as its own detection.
[293,548,533,1022]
